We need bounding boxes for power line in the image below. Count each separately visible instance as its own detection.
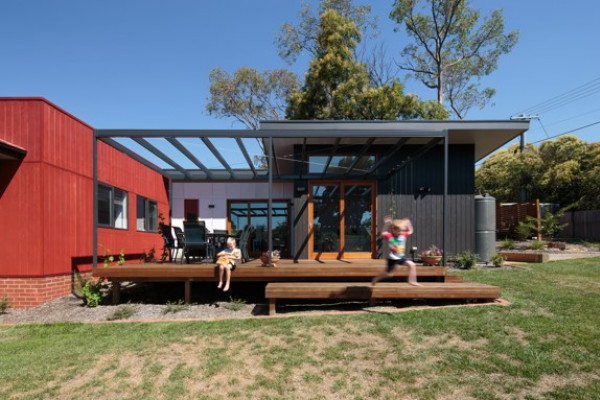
[516,76,600,116]
[530,119,600,144]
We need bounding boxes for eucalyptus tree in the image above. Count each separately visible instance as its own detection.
[390,0,518,119]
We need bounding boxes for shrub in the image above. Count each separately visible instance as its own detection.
[547,241,567,250]
[530,240,545,250]
[515,221,532,241]
[490,254,506,268]
[224,297,246,311]
[108,305,136,321]
[0,293,10,314]
[82,280,103,307]
[455,251,479,270]
[500,239,515,250]
[163,300,190,314]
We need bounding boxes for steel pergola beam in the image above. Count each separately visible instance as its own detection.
[131,137,192,179]
[344,137,375,176]
[166,138,214,180]
[201,137,235,179]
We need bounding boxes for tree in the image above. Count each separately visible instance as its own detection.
[286,9,447,120]
[475,135,600,209]
[206,67,298,130]
[390,0,518,119]
[475,143,543,202]
[275,0,378,65]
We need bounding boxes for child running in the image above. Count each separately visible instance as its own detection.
[372,216,421,286]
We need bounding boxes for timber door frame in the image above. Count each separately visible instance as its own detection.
[308,180,376,260]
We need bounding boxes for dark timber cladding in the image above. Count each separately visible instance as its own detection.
[93,120,530,266]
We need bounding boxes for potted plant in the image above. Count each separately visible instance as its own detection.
[260,250,281,267]
[421,245,443,266]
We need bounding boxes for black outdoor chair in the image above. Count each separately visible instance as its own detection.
[159,224,176,263]
[238,224,253,263]
[172,226,185,262]
[182,222,209,263]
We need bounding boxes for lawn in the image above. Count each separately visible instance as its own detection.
[1,257,599,400]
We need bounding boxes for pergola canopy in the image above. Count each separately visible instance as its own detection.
[94,120,529,181]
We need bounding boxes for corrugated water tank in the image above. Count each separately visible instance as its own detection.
[475,194,496,262]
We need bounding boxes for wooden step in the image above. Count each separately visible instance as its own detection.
[265,281,501,315]
[444,274,464,283]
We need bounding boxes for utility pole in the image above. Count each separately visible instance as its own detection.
[510,114,539,202]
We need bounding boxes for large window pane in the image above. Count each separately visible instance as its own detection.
[344,185,372,252]
[137,195,158,232]
[312,185,340,253]
[98,183,128,229]
[98,184,111,226]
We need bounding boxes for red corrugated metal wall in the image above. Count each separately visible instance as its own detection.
[0,98,168,278]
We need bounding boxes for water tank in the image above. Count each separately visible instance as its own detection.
[475,194,496,262]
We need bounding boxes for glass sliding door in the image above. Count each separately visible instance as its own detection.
[311,184,341,255]
[228,200,289,257]
[309,181,375,259]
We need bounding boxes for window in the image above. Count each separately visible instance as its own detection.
[308,155,375,174]
[98,183,128,229]
[137,196,158,232]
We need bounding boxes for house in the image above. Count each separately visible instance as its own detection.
[1,97,529,308]
[0,98,168,308]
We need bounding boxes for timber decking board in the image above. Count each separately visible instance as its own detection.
[265,282,501,300]
[93,260,448,281]
[265,281,501,315]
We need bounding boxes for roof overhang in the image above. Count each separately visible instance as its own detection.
[0,139,27,160]
[94,120,529,181]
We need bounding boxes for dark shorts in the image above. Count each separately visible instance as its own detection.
[228,262,236,272]
[387,258,408,272]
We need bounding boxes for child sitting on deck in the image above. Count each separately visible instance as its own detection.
[216,237,241,292]
[372,216,421,286]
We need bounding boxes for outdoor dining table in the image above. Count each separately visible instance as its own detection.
[206,232,231,262]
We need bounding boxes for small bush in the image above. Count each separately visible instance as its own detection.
[224,297,246,311]
[108,305,136,321]
[547,241,567,250]
[163,300,190,314]
[500,239,515,250]
[82,280,103,307]
[529,240,545,250]
[515,221,532,241]
[0,293,10,314]
[455,251,479,270]
[490,254,506,268]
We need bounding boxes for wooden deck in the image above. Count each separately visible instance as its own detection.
[92,258,490,307]
[265,282,501,315]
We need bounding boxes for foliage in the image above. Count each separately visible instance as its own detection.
[390,0,518,118]
[223,297,246,311]
[0,293,10,314]
[108,305,136,321]
[454,251,478,269]
[82,280,103,307]
[547,241,567,251]
[261,250,281,259]
[100,246,125,268]
[489,254,505,268]
[421,244,443,256]
[275,0,378,65]
[515,220,532,241]
[499,239,515,250]
[529,240,545,250]
[206,67,298,130]
[476,136,600,209]
[162,300,191,315]
[286,9,448,120]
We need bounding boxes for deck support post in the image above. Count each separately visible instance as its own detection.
[268,299,276,316]
[112,281,120,305]
[184,280,191,303]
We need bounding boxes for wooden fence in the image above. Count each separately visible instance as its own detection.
[496,200,541,237]
[559,210,600,240]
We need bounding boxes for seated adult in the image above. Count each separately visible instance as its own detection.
[216,237,241,292]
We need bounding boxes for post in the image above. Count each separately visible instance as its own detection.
[92,131,98,270]
[536,198,542,241]
[442,130,448,266]
[267,136,273,265]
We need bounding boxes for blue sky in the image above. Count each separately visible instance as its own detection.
[1,0,599,151]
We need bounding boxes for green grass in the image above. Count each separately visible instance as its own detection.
[1,257,599,399]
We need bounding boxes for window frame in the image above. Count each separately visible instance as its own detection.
[136,195,158,233]
[97,183,128,229]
